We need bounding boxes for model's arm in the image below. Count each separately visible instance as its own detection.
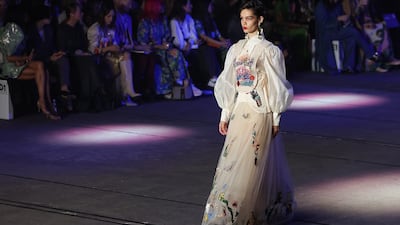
[214,44,239,135]
[263,45,294,128]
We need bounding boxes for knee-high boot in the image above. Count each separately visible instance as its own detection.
[119,59,141,97]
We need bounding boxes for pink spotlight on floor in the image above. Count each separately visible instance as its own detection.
[299,170,400,217]
[45,124,192,146]
[290,93,387,110]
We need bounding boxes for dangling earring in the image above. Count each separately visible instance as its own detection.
[258,24,264,39]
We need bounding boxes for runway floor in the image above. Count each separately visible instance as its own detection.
[1,70,400,225]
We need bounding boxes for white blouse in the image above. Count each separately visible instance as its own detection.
[214,36,294,126]
[87,22,118,54]
[170,14,199,50]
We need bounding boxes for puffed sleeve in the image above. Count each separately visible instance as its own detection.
[263,45,294,126]
[214,43,238,122]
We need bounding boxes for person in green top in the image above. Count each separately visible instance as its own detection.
[0,22,60,120]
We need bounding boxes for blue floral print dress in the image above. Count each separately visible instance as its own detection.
[137,17,188,95]
[202,36,295,225]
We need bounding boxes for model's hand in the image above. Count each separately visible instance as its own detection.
[272,126,279,138]
[219,121,228,136]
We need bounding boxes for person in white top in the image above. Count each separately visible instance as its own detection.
[201,1,295,224]
[87,5,140,106]
[169,0,203,96]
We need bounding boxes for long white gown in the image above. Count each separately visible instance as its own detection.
[202,35,295,225]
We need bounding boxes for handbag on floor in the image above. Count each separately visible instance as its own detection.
[172,79,193,100]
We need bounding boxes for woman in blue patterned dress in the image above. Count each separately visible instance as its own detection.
[137,0,188,98]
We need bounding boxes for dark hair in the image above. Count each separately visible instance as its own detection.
[169,0,188,21]
[31,5,51,22]
[97,4,115,27]
[65,3,81,19]
[142,0,163,21]
[191,0,216,36]
[239,0,265,19]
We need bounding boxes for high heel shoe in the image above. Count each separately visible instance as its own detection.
[37,101,61,120]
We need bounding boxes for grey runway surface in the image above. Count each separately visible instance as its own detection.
[1,70,400,225]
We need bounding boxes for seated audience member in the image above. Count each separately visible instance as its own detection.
[25,5,71,110]
[137,0,190,99]
[192,0,230,88]
[315,0,382,74]
[113,0,143,95]
[169,0,203,96]
[57,2,104,111]
[87,3,140,106]
[0,22,60,120]
[353,0,400,71]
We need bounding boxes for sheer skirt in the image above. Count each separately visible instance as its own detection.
[202,102,295,225]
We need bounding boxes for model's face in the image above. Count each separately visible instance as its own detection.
[104,10,114,25]
[240,9,263,37]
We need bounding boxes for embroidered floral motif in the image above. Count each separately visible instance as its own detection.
[234,54,255,87]
[223,138,235,158]
[265,192,294,223]
[218,193,239,223]
[250,90,262,107]
[251,123,260,165]
[223,144,229,157]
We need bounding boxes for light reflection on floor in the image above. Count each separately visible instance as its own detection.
[44,124,192,146]
[298,170,400,216]
[290,92,387,110]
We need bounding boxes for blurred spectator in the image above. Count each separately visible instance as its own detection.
[87,4,140,106]
[192,0,230,87]
[83,0,105,27]
[137,0,189,99]
[56,3,90,95]
[0,22,60,120]
[211,0,242,43]
[56,2,106,111]
[314,0,381,74]
[25,5,71,110]
[352,0,400,71]
[369,0,400,58]
[169,0,202,95]
[114,0,149,96]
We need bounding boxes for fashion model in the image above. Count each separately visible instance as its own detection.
[202,1,295,224]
